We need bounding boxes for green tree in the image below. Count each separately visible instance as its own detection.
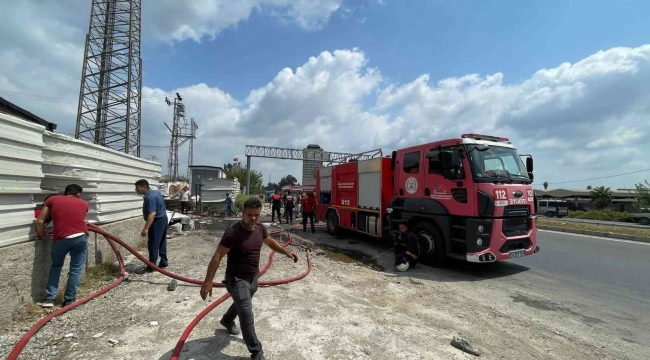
[266,182,280,191]
[278,174,298,190]
[543,182,548,190]
[635,180,650,208]
[590,186,613,210]
[223,162,264,194]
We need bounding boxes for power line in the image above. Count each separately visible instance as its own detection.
[534,168,650,186]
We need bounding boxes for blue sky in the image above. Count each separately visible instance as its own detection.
[146,0,650,99]
[1,0,649,188]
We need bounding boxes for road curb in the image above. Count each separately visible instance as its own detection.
[537,225,650,244]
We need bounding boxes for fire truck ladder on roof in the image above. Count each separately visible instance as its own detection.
[324,149,383,166]
[242,145,378,195]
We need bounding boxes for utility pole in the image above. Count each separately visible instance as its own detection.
[165,93,195,182]
[187,117,198,179]
[75,0,143,156]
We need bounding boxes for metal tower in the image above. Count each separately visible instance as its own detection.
[187,118,198,179]
[165,93,195,181]
[75,0,143,156]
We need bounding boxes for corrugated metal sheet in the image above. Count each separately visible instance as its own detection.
[0,112,45,247]
[201,178,239,203]
[40,132,161,223]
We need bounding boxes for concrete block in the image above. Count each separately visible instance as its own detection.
[543,226,565,232]
[0,216,143,329]
[584,230,607,237]
[607,233,634,240]
[632,236,650,243]
[564,228,585,235]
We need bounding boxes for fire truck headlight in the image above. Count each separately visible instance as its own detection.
[477,225,484,233]
[477,238,483,246]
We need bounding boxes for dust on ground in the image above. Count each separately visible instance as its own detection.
[0,217,645,360]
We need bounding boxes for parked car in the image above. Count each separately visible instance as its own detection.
[633,213,650,226]
[537,199,569,218]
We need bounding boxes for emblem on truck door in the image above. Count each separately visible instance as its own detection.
[513,190,523,198]
[405,177,418,194]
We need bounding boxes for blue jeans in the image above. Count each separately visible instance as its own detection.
[225,205,236,216]
[45,234,88,303]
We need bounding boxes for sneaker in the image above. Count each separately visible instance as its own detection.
[450,336,480,356]
[220,319,241,335]
[37,301,54,308]
[135,266,154,274]
[251,352,266,360]
[62,300,75,307]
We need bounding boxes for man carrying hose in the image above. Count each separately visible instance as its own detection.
[200,197,298,360]
[135,179,168,274]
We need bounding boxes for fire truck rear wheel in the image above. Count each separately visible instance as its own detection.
[413,221,447,267]
[327,211,340,235]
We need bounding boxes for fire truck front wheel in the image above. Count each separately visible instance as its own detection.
[326,210,340,235]
[413,221,448,267]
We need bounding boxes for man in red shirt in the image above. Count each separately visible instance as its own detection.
[35,184,89,308]
[301,192,316,233]
[200,197,298,360]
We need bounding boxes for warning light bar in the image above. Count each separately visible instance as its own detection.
[461,133,510,142]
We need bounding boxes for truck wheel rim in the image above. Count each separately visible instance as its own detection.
[417,231,435,256]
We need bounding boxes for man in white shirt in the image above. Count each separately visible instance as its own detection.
[180,186,191,214]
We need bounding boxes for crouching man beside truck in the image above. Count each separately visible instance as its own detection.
[394,222,420,272]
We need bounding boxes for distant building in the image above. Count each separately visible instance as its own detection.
[302,144,324,182]
[535,188,639,212]
[189,165,227,190]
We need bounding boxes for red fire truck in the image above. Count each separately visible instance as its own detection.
[314,134,540,266]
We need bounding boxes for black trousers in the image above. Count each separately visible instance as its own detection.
[181,201,189,214]
[285,207,293,222]
[147,217,168,267]
[222,272,262,355]
[302,212,315,232]
[272,206,281,223]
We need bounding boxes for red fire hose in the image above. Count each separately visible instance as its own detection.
[6,222,314,360]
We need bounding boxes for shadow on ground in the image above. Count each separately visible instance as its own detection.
[158,329,248,360]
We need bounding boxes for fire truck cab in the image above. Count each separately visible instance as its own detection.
[388,134,540,265]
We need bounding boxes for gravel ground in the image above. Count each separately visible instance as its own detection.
[0,217,638,360]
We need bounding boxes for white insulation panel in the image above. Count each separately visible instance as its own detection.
[0,114,162,247]
[40,132,161,223]
[0,113,44,247]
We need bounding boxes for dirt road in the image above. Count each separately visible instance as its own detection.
[0,219,639,359]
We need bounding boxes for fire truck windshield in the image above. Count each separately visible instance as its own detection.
[465,145,530,182]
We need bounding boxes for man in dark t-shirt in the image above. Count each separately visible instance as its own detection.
[200,197,298,360]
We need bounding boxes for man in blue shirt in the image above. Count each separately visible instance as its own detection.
[225,193,237,217]
[135,179,168,274]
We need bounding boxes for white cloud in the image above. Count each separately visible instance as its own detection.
[1,0,650,188]
[586,126,645,148]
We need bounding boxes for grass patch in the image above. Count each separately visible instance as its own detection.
[538,218,650,238]
[567,209,634,223]
[136,238,148,251]
[12,262,121,327]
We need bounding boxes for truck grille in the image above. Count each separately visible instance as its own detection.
[502,205,530,237]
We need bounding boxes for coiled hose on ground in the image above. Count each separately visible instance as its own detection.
[7,221,315,360]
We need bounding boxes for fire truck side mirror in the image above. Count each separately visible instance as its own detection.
[391,151,397,171]
[441,150,461,170]
[526,157,534,173]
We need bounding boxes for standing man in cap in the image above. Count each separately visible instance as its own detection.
[135,179,168,273]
